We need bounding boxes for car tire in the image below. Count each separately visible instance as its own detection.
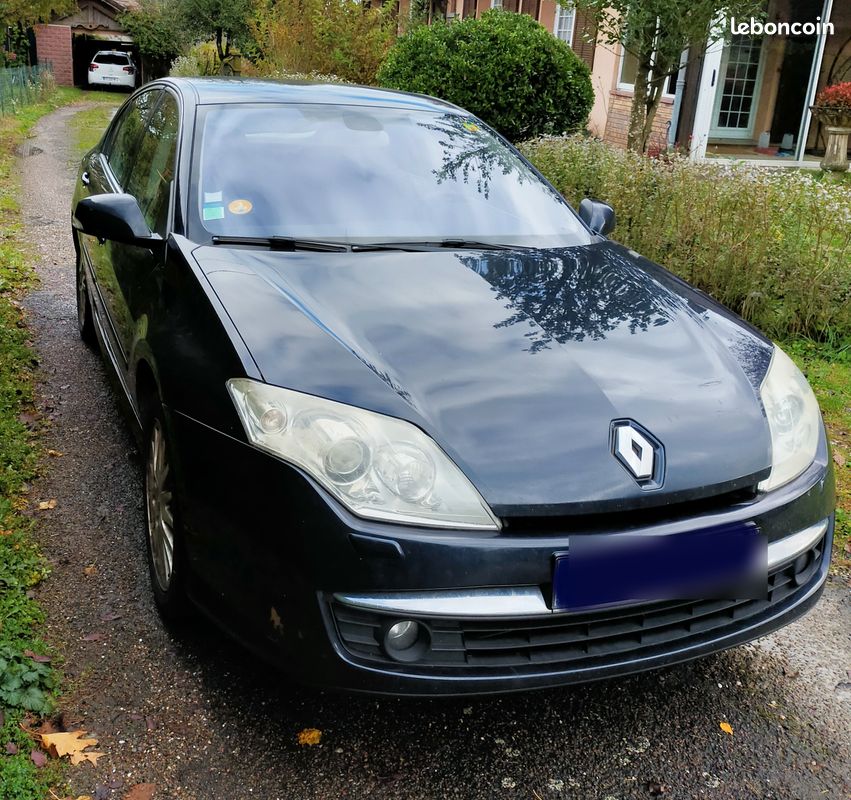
[142,400,191,624]
[75,248,97,349]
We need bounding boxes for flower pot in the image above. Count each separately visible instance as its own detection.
[820,125,851,172]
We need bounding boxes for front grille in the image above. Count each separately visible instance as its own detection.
[330,535,824,674]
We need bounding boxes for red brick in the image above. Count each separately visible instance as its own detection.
[34,24,73,86]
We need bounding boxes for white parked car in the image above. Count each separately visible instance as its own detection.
[88,51,136,90]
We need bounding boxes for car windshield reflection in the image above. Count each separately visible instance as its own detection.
[192,104,593,249]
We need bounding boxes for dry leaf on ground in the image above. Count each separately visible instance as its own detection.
[37,499,57,510]
[123,784,156,800]
[719,721,733,735]
[46,449,63,457]
[297,727,322,746]
[40,730,104,766]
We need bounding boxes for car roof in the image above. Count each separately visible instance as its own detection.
[160,77,463,114]
[93,50,131,56]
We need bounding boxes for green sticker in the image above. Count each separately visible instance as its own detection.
[203,205,225,221]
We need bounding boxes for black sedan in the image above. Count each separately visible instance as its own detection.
[71,78,834,695]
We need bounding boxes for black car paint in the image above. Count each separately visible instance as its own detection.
[72,78,835,695]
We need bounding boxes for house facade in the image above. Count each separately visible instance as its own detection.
[414,0,850,163]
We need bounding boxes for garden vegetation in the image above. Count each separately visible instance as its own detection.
[522,135,851,342]
[378,10,594,143]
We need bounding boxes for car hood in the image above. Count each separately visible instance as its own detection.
[194,241,774,516]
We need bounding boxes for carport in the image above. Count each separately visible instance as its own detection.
[48,0,140,88]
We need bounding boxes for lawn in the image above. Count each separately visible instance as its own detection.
[0,86,117,800]
[788,340,851,569]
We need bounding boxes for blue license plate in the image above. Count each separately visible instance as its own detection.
[553,522,766,611]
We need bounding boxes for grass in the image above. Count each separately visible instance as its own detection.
[67,100,120,161]
[0,84,116,799]
[787,340,851,568]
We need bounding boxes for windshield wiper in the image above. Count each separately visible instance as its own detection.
[211,235,349,253]
[352,239,529,252]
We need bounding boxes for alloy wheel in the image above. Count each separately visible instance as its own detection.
[146,419,175,592]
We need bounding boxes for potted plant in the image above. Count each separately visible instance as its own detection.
[811,82,851,172]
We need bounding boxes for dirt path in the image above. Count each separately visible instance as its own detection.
[19,103,851,800]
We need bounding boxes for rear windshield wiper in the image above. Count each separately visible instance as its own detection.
[211,235,349,253]
[352,239,529,252]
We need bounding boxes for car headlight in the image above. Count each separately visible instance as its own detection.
[227,379,500,530]
[758,346,822,492]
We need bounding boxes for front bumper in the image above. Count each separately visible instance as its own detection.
[172,411,835,696]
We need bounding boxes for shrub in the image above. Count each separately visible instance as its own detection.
[377,10,593,142]
[251,0,397,85]
[521,135,851,342]
[169,40,221,76]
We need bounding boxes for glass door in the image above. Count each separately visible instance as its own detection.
[710,34,766,139]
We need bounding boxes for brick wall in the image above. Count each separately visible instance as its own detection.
[603,90,673,151]
[34,24,73,87]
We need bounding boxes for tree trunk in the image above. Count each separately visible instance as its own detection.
[215,27,225,61]
[627,66,649,152]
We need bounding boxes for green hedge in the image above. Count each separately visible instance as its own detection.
[377,10,593,143]
[521,135,851,342]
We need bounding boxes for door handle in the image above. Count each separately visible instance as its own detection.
[81,171,90,186]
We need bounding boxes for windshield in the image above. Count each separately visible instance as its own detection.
[191,103,593,248]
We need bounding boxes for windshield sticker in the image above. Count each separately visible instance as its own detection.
[228,199,253,215]
[204,190,223,203]
[202,204,225,221]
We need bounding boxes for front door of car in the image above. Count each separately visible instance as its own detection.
[107,91,180,382]
[79,88,162,370]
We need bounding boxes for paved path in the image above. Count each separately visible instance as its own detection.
[20,103,851,800]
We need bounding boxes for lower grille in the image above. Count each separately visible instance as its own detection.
[330,535,824,673]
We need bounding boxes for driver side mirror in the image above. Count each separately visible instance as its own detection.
[578,198,616,237]
[73,193,159,246]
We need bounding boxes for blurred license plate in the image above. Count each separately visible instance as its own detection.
[553,522,766,611]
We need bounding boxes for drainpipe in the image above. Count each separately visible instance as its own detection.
[667,48,689,150]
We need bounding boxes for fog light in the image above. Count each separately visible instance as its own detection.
[386,620,418,651]
[383,619,429,662]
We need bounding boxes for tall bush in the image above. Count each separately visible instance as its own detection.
[251,0,396,85]
[377,10,594,142]
[521,136,851,342]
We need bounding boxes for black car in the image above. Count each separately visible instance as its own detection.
[71,78,834,696]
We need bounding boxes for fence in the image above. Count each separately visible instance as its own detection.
[0,64,54,115]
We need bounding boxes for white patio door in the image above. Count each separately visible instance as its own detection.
[709,34,766,139]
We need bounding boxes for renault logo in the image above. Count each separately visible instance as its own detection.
[610,420,664,488]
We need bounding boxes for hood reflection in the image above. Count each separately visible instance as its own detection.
[460,245,676,353]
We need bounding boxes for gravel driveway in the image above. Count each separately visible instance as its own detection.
[20,103,851,800]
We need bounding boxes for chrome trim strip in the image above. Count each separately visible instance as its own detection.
[766,519,829,570]
[334,519,830,619]
[334,587,550,617]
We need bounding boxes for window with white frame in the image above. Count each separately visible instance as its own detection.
[618,46,677,96]
[491,0,503,7]
[553,3,575,46]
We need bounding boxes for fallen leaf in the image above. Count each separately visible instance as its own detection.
[23,649,51,663]
[100,611,121,622]
[30,749,47,767]
[5,742,17,754]
[81,632,106,642]
[83,564,97,576]
[719,721,733,735]
[297,727,322,746]
[46,449,63,457]
[37,499,57,510]
[70,749,104,766]
[123,784,156,800]
[834,452,845,467]
[40,730,98,755]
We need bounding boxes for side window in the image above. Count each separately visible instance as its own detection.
[104,90,160,186]
[125,93,180,237]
